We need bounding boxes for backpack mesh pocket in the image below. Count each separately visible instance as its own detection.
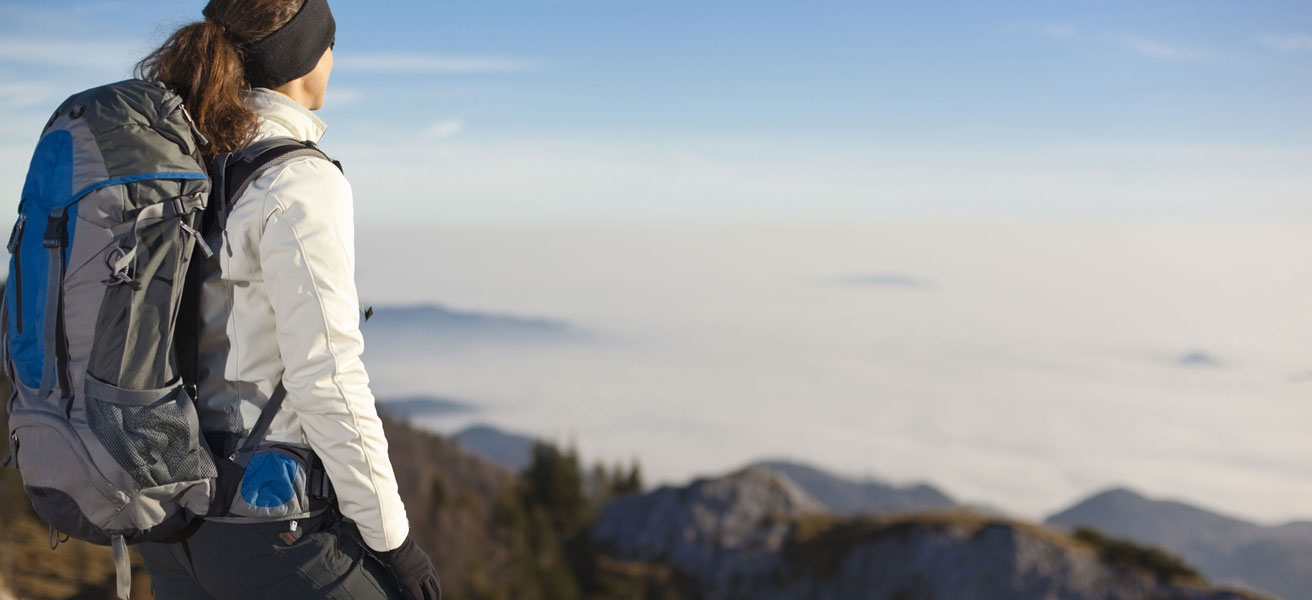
[85,377,217,490]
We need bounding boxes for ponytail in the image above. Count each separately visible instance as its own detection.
[136,20,256,162]
[136,0,307,162]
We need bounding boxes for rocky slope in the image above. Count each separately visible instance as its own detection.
[1048,487,1311,600]
[589,466,827,596]
[589,468,1268,600]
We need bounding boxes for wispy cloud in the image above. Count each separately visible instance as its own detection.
[335,53,540,74]
[1116,36,1216,61]
[425,119,464,141]
[1019,24,1219,63]
[0,37,143,70]
[0,80,57,109]
[1258,34,1312,52]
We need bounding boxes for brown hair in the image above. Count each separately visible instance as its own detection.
[135,0,307,161]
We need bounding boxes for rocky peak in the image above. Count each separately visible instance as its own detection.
[589,466,825,592]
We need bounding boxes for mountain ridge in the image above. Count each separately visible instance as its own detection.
[587,466,1265,600]
[365,303,582,337]
[752,458,957,515]
[1047,486,1310,600]
[407,420,1308,600]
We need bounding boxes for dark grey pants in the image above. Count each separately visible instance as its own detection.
[138,510,404,600]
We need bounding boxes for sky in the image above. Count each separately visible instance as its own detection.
[0,0,1309,224]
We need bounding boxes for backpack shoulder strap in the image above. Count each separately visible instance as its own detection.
[231,382,286,464]
[202,138,343,462]
[208,137,342,235]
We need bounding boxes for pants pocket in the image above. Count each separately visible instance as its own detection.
[272,515,402,600]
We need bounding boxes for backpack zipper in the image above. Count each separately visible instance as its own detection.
[172,104,209,148]
[7,213,26,334]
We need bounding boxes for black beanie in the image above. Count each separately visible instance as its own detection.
[205,0,337,89]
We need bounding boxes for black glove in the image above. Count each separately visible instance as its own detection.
[375,535,441,600]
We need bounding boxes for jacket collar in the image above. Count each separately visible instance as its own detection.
[245,88,327,143]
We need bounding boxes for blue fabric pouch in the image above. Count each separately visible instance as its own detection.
[227,445,311,519]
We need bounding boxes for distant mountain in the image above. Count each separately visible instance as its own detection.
[753,459,957,515]
[1047,487,1310,600]
[1177,351,1222,367]
[376,395,478,420]
[362,303,588,347]
[587,468,1260,600]
[452,424,537,472]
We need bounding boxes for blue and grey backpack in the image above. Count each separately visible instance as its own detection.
[1,79,337,599]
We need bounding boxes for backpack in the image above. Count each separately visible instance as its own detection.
[1,79,338,599]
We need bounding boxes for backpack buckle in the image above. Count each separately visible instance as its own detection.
[42,211,66,249]
[308,466,334,499]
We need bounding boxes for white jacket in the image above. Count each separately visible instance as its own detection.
[194,88,409,552]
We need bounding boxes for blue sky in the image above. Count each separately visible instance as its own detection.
[0,0,1309,224]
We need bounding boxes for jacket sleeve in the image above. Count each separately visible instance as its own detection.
[256,156,410,552]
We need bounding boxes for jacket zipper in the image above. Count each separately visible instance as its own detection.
[7,213,26,334]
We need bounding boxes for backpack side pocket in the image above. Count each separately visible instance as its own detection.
[84,376,216,490]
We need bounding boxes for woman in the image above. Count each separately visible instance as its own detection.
[133,1,440,598]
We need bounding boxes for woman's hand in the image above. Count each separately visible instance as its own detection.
[375,535,441,600]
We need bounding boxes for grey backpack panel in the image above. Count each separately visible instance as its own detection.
[81,82,205,178]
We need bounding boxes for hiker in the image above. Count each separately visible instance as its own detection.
[129,1,441,598]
